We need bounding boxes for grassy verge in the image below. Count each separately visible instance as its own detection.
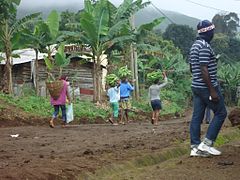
[78,127,240,179]
[0,93,109,121]
[0,90,187,122]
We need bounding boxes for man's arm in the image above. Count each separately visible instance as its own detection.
[200,65,219,102]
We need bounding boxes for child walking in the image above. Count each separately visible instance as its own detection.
[119,77,134,124]
[148,71,168,125]
[107,80,120,125]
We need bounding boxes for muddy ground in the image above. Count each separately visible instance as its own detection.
[0,103,240,180]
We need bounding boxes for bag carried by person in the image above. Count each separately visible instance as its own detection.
[66,103,74,123]
[46,80,64,100]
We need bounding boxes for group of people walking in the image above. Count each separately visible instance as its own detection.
[107,77,134,125]
[49,19,228,158]
[107,72,168,126]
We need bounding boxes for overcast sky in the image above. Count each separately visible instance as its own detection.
[19,0,240,20]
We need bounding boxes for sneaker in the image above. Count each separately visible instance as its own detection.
[190,147,211,157]
[198,142,221,156]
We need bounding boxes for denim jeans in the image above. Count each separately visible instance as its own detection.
[190,85,227,146]
[52,105,67,122]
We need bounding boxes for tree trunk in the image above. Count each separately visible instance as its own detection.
[93,61,97,102]
[95,55,102,103]
[93,63,102,103]
[133,47,139,100]
[3,57,13,94]
[2,22,13,94]
[3,42,13,94]
[34,49,39,95]
[130,44,136,98]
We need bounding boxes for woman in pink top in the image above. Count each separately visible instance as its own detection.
[49,75,71,128]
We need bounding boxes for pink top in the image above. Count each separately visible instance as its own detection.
[50,80,68,105]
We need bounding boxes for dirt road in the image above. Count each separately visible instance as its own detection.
[0,115,239,180]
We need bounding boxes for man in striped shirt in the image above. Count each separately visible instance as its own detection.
[189,20,227,157]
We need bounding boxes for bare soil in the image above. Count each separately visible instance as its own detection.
[0,101,239,180]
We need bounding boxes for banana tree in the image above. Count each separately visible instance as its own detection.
[136,31,188,83]
[0,0,40,94]
[45,43,71,80]
[80,0,136,102]
[218,62,240,104]
[22,10,63,94]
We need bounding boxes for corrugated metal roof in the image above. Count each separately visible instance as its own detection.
[0,46,107,66]
[0,48,48,65]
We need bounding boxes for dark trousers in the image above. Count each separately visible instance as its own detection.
[52,105,67,122]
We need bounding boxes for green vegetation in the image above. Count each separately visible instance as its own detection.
[0,92,109,121]
[0,87,187,122]
[0,0,239,119]
[162,24,195,57]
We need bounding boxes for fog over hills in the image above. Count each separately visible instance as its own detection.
[17,3,200,31]
[135,7,200,31]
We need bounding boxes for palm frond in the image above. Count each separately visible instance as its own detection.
[46,10,59,39]
[80,12,97,44]
[108,19,130,38]
[10,12,41,35]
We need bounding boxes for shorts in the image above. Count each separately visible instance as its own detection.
[120,98,131,110]
[151,99,162,111]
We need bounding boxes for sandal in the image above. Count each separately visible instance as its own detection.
[49,120,54,128]
[119,122,125,125]
[108,118,114,124]
[62,121,67,128]
[151,118,155,125]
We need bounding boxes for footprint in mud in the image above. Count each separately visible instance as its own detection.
[217,161,234,166]
[23,160,30,163]
[83,149,94,155]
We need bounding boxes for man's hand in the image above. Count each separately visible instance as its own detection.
[210,90,219,102]
[201,65,219,102]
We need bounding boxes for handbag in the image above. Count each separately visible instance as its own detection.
[66,103,74,123]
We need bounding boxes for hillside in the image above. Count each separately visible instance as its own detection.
[135,7,200,31]
[17,5,199,32]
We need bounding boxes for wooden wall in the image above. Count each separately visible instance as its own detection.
[0,57,103,101]
[38,57,95,100]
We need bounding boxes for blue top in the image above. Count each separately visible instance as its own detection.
[107,86,120,103]
[189,38,218,88]
[120,82,134,98]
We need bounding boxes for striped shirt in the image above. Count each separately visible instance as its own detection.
[189,39,218,88]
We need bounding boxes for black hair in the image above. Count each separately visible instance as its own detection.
[154,79,159,84]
